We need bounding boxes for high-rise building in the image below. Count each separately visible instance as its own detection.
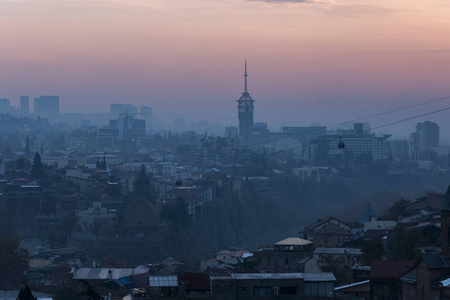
[237,61,255,146]
[415,121,439,151]
[140,106,153,133]
[110,104,138,117]
[0,98,11,114]
[20,96,29,116]
[34,96,59,120]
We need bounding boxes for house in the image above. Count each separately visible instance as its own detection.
[211,272,336,300]
[370,260,414,300]
[216,248,250,261]
[301,217,353,248]
[253,237,314,272]
[303,247,362,273]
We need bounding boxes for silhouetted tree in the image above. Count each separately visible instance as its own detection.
[30,152,44,178]
[360,239,385,265]
[79,280,103,300]
[54,286,84,300]
[16,284,36,300]
[0,213,29,290]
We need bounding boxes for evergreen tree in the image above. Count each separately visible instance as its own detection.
[16,284,36,300]
[30,152,44,178]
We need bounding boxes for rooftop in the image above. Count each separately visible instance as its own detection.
[275,237,313,246]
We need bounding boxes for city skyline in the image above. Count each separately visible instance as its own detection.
[2,0,450,138]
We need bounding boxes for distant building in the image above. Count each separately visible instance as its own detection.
[390,139,409,159]
[309,123,391,161]
[140,106,152,133]
[416,121,439,150]
[282,126,327,145]
[224,127,238,140]
[0,98,15,115]
[409,121,439,160]
[237,61,255,146]
[34,96,59,120]
[254,237,314,272]
[110,103,137,116]
[301,217,353,248]
[110,115,145,148]
[20,96,29,116]
[211,273,336,299]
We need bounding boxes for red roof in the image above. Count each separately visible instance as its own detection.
[178,273,210,291]
[370,260,415,280]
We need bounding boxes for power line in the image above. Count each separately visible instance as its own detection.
[246,95,450,149]
[265,105,450,157]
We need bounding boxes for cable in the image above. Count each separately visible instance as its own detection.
[244,95,450,148]
[265,105,450,157]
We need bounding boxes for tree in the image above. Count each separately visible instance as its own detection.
[386,198,409,221]
[0,238,29,290]
[0,213,29,290]
[319,256,352,285]
[16,284,37,300]
[360,239,385,265]
[78,280,103,300]
[30,152,44,178]
[54,286,84,300]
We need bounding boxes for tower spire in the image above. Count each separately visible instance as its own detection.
[244,60,248,94]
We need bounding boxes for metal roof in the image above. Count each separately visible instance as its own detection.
[148,275,178,287]
[230,273,336,282]
[423,254,450,269]
[275,237,313,246]
[72,267,148,280]
[314,247,362,255]
[335,280,370,290]
[400,269,417,284]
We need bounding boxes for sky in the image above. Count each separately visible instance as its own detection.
[2,0,450,139]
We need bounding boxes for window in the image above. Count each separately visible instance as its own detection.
[254,287,271,296]
[285,257,289,265]
[280,286,297,295]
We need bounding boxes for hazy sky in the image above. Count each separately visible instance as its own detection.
[2,0,450,137]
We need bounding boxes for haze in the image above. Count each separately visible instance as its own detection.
[2,0,450,138]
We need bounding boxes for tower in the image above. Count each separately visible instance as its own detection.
[237,61,255,146]
[20,96,29,116]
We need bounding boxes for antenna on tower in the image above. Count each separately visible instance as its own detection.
[244,60,248,94]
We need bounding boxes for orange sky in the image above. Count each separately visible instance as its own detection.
[2,0,450,133]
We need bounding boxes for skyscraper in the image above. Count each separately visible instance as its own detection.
[34,96,59,120]
[140,106,152,133]
[237,61,255,146]
[20,96,29,116]
[110,104,138,117]
[415,121,439,150]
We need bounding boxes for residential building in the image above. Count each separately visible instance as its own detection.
[254,237,314,271]
[211,273,336,299]
[20,96,29,116]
